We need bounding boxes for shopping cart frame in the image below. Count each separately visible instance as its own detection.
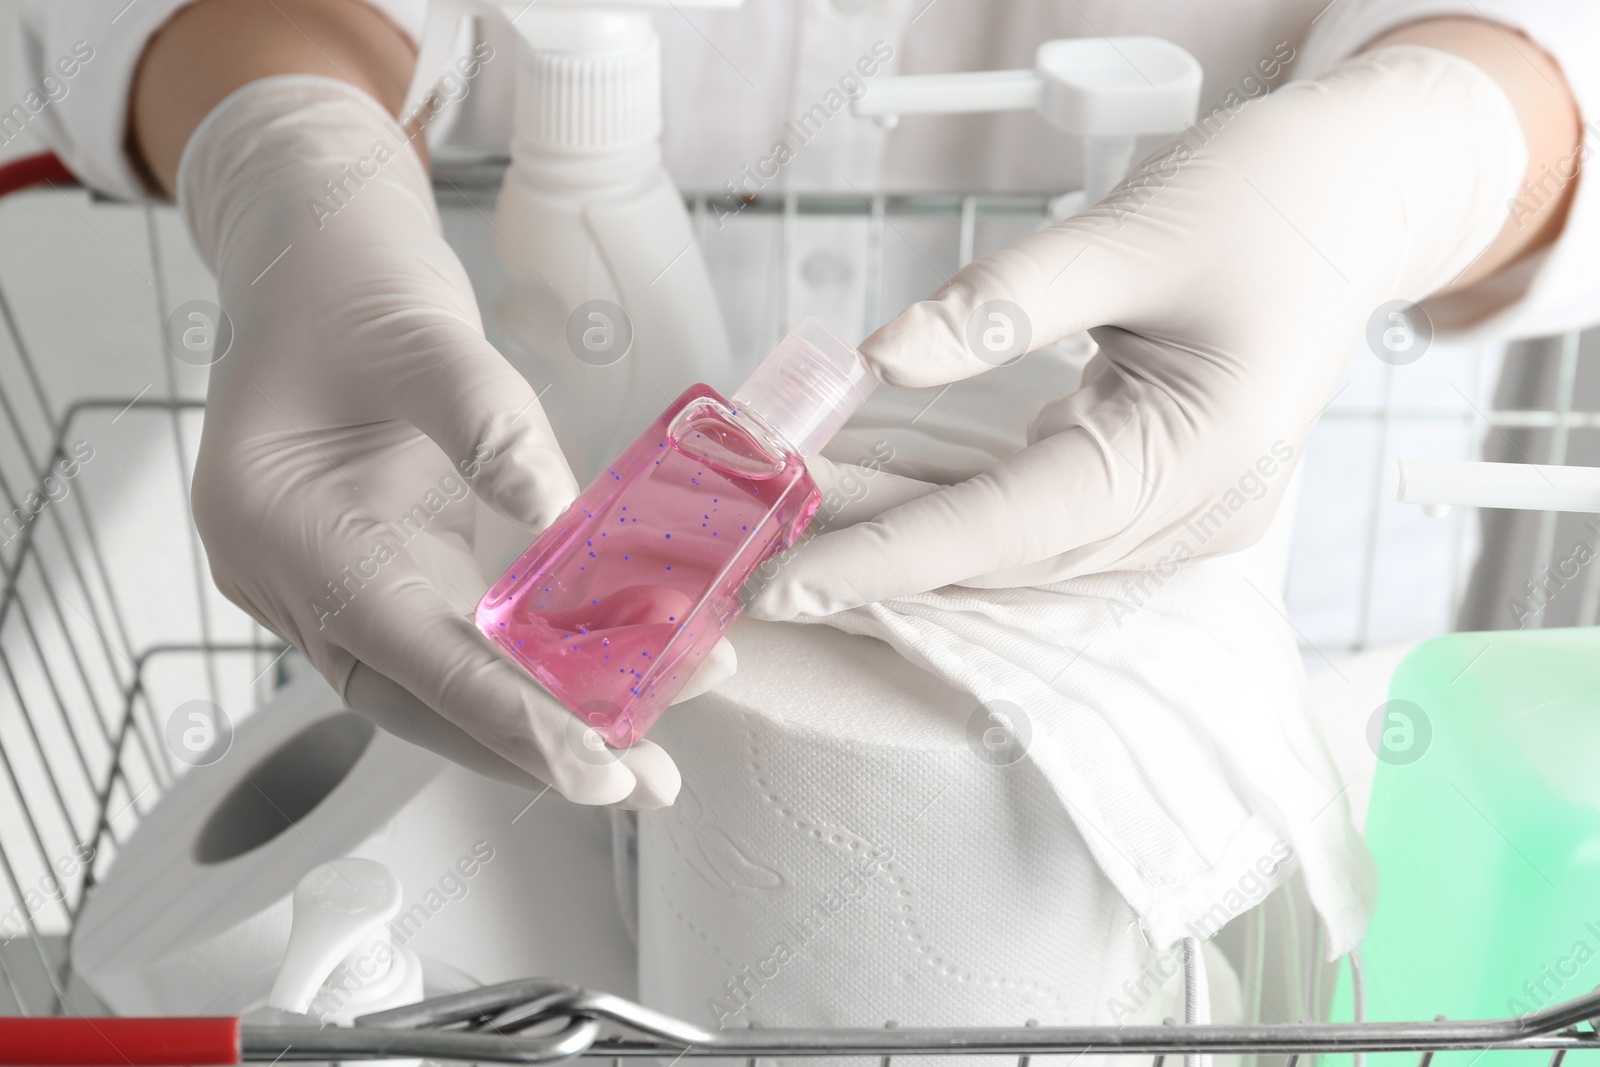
[6,978,1600,1064]
[3,153,1599,1064]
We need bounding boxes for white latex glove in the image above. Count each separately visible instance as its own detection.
[182,76,733,807]
[748,46,1526,620]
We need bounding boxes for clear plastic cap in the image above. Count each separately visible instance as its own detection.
[731,318,877,457]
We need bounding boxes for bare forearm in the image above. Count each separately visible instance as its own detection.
[130,0,416,197]
[1363,17,1580,292]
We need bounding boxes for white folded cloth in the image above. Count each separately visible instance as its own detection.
[801,551,1375,957]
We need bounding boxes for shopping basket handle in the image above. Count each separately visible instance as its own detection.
[0,1017,240,1067]
[0,151,75,197]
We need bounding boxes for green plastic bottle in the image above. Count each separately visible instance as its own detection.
[1331,628,1600,1067]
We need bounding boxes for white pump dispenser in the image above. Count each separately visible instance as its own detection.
[267,858,424,1026]
[487,0,741,484]
[850,38,1202,204]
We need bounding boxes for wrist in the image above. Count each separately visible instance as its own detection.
[1259,44,1527,305]
[132,0,417,198]
[1361,18,1580,291]
[177,76,432,279]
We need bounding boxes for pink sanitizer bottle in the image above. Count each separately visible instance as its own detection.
[476,318,876,747]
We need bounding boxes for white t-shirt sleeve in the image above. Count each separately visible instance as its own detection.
[1297,0,1600,339]
[15,0,426,202]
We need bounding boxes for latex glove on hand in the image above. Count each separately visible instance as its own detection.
[748,46,1526,620]
[184,76,732,807]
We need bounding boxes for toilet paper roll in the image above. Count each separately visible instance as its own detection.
[75,660,635,1016]
[639,619,1230,1043]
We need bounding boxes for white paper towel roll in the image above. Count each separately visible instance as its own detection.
[639,619,1235,1045]
[74,660,635,1015]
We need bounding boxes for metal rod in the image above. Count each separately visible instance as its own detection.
[1446,343,1488,623]
[777,192,797,343]
[1356,360,1397,651]
[1322,409,1600,428]
[0,587,98,831]
[864,195,885,338]
[310,985,1600,1061]
[1016,1017,1037,1067]
[58,400,209,786]
[957,195,977,268]
[0,401,190,794]
[5,464,122,775]
[0,725,67,1014]
[1527,330,1582,627]
[1184,938,1208,1067]
[145,207,223,708]
[1244,904,1266,1028]
[1304,917,1324,1028]
[680,192,1052,220]
[0,644,81,864]
[0,438,127,806]
[1349,948,1368,1067]
[0,940,29,1015]
[239,1018,1600,1061]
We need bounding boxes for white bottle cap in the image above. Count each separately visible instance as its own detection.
[267,858,421,1022]
[732,318,876,458]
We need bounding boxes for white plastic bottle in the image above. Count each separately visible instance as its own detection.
[488,2,738,484]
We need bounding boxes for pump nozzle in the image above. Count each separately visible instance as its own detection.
[851,38,1201,203]
[268,858,422,1023]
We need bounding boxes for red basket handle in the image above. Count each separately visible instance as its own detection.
[0,151,75,197]
[0,1017,240,1066]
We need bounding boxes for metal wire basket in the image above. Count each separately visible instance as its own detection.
[1,155,1599,1063]
[6,977,1600,1065]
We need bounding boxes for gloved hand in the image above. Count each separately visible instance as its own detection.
[183,75,732,807]
[748,46,1527,619]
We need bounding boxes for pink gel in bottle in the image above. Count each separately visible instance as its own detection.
[476,318,876,747]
